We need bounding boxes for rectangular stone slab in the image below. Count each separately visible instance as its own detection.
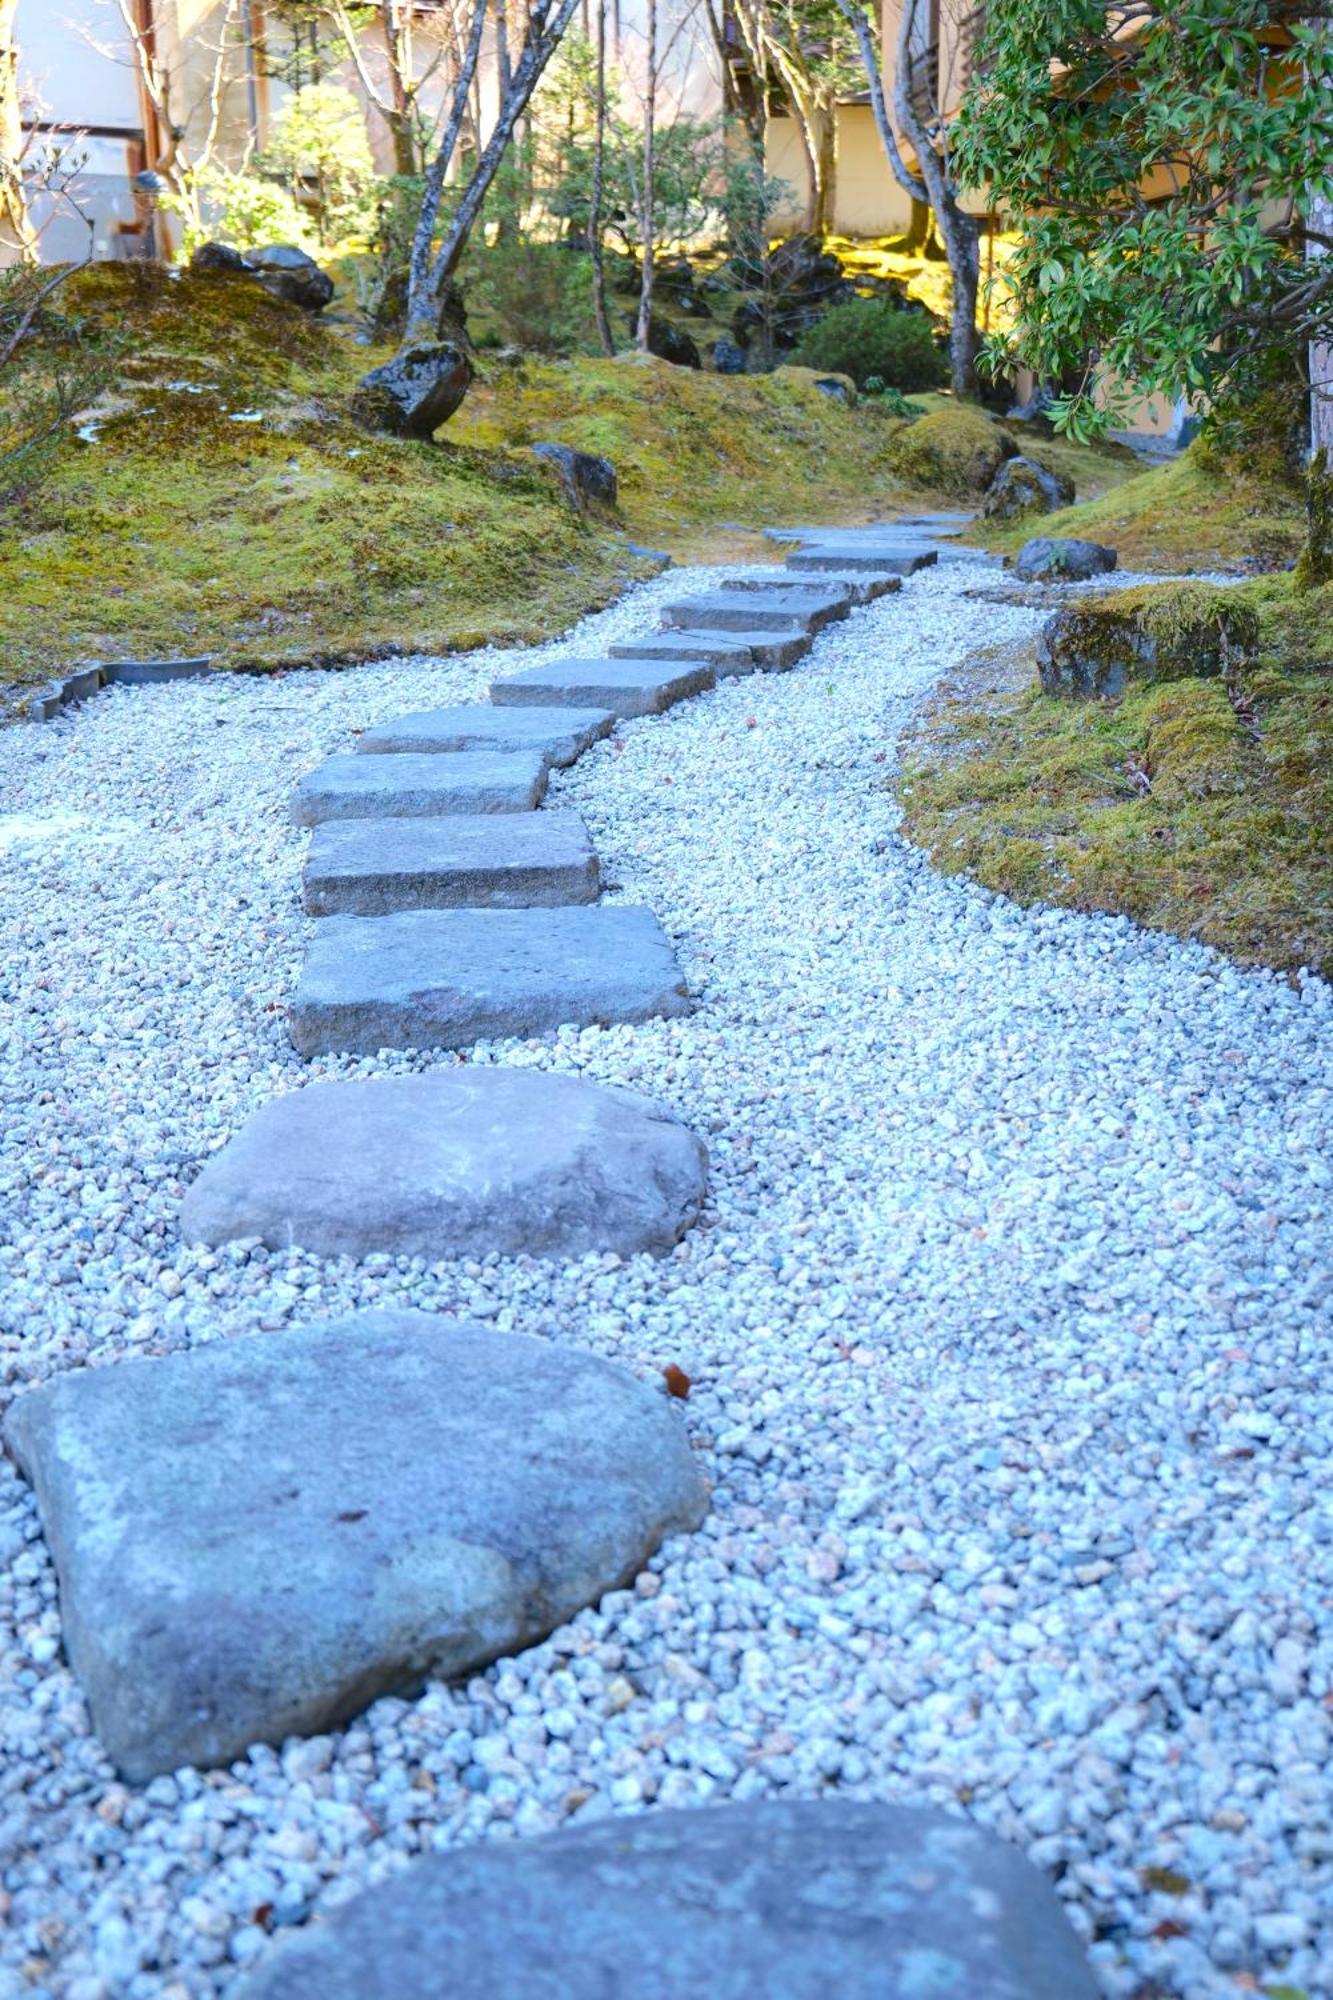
[764,514,967,540]
[659,588,846,636]
[608,633,759,677]
[722,573,900,606]
[2,1311,707,1781]
[291,751,547,827]
[303,812,601,915]
[490,658,714,718]
[787,547,939,576]
[289,905,691,1055]
[355,703,614,768]
[612,629,810,672]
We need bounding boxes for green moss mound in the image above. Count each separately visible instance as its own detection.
[900,574,1333,977]
[888,404,1016,497]
[0,264,647,685]
[1037,583,1262,698]
[973,439,1305,573]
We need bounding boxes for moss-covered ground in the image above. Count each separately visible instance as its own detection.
[969,438,1306,573]
[899,574,1333,977]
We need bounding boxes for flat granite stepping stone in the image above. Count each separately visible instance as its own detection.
[490,657,714,718]
[787,545,939,576]
[355,703,614,768]
[230,1799,1099,2000]
[722,571,902,606]
[288,905,690,1055]
[3,1310,707,1781]
[612,628,810,672]
[765,514,968,541]
[302,812,599,915]
[291,751,546,827]
[180,1071,707,1259]
[660,587,848,637]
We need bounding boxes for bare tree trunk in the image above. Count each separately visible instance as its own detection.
[589,0,615,353]
[811,102,835,238]
[635,0,657,350]
[0,0,36,261]
[840,0,979,397]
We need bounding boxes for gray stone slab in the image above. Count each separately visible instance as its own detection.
[102,658,214,686]
[787,546,938,576]
[489,658,714,718]
[3,1311,707,1781]
[764,514,968,541]
[355,703,613,768]
[614,629,809,672]
[660,587,846,636]
[302,812,600,914]
[230,1799,1099,2000]
[290,751,547,827]
[723,571,902,605]
[180,1071,707,1260]
[608,632,758,676]
[289,905,690,1056]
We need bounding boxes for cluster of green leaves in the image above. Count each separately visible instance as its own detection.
[952,1,1333,439]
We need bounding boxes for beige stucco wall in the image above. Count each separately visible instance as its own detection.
[767,104,912,239]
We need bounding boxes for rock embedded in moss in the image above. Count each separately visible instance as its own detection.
[1037,583,1261,698]
[352,341,473,439]
[983,455,1074,521]
[1014,537,1117,582]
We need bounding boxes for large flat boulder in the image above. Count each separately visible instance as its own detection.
[180,1071,707,1259]
[490,658,714,718]
[608,632,760,676]
[288,905,690,1055]
[3,1312,707,1781]
[302,812,599,914]
[660,588,847,636]
[231,1800,1099,2000]
[356,704,614,767]
[291,752,546,827]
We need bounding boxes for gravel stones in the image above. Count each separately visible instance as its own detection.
[179,1072,708,1259]
[231,1800,1098,1999]
[355,704,614,768]
[2,1310,708,1780]
[301,812,600,914]
[290,751,547,826]
[490,657,715,717]
[288,905,692,1054]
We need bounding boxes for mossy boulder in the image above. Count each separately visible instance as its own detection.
[1036,583,1261,699]
[889,404,1017,496]
[983,455,1074,521]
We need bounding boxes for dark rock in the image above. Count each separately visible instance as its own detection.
[632,315,701,370]
[4,1311,707,1780]
[188,241,251,275]
[710,338,747,375]
[531,441,618,512]
[813,376,854,405]
[230,1799,1100,2000]
[982,455,1075,521]
[246,244,335,312]
[352,341,473,439]
[1013,535,1118,583]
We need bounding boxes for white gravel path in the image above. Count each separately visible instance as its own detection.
[1,556,1330,2000]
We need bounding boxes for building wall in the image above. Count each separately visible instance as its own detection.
[767,104,911,240]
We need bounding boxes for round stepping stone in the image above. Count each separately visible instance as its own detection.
[229,1799,1099,2000]
[355,703,613,767]
[290,750,547,827]
[180,1071,708,1259]
[3,1311,707,1781]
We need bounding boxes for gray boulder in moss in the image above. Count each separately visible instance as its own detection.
[531,442,618,512]
[1037,583,1261,698]
[1014,535,1117,581]
[983,455,1074,521]
[353,342,473,439]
